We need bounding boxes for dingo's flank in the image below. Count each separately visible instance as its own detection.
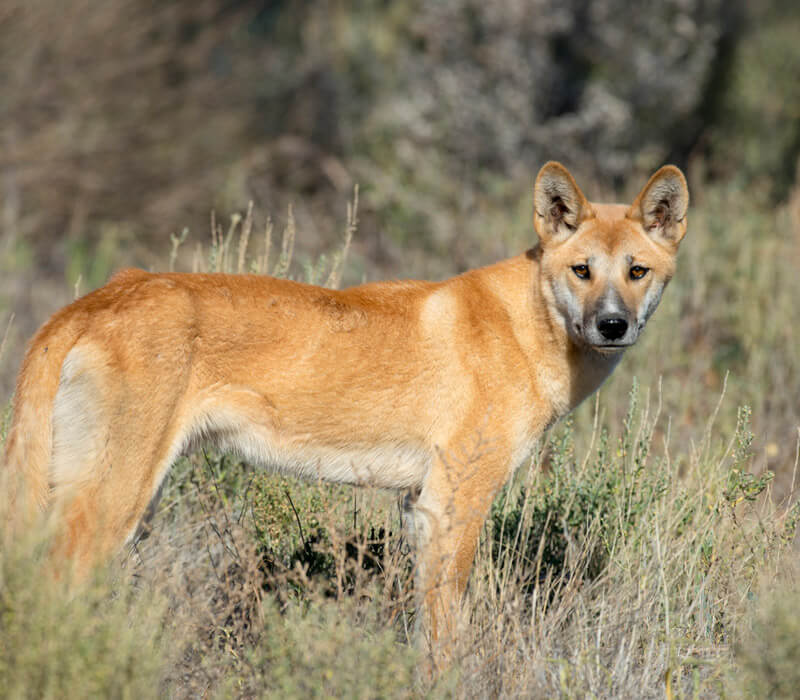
[3,162,687,651]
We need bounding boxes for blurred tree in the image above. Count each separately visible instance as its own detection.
[0,0,796,285]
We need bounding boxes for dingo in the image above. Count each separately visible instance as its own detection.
[2,162,688,649]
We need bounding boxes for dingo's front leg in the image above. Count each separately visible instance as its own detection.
[410,428,511,667]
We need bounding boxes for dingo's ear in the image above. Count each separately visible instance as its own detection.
[534,162,592,245]
[629,165,689,247]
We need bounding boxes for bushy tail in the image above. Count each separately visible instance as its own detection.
[2,311,81,527]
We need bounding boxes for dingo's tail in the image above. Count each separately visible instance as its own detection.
[2,310,81,526]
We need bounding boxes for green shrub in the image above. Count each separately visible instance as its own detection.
[734,579,800,699]
[0,533,176,699]
[220,599,421,699]
[463,382,797,697]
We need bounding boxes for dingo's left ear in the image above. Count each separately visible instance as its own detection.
[629,165,689,247]
[534,161,593,245]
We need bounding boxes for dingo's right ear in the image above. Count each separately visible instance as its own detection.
[534,161,592,245]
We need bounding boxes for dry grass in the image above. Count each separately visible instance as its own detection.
[3,382,794,697]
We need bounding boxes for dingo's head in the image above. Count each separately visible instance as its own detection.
[533,161,688,353]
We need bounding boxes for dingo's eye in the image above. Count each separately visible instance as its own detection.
[571,264,590,280]
[629,265,649,280]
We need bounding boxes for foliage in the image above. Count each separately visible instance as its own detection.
[734,576,800,699]
[490,382,670,592]
[707,10,800,199]
[464,384,796,698]
[223,599,420,700]
[0,528,175,699]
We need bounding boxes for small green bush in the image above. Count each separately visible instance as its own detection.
[221,599,420,699]
[734,580,800,699]
[0,533,176,699]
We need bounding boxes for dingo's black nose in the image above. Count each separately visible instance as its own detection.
[597,316,628,341]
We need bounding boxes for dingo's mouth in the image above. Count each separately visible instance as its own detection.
[591,342,632,353]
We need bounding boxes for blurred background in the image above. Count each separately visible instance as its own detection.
[1,0,799,490]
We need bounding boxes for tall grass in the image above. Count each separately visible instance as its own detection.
[8,381,786,697]
[457,387,798,697]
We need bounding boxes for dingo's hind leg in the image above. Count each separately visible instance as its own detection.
[49,344,185,577]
